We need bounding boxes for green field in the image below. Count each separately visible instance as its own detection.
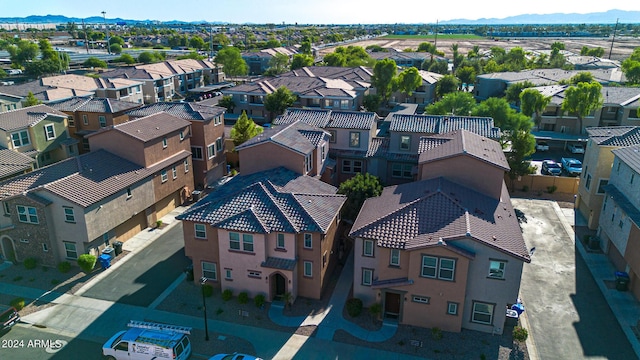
[381,34,485,40]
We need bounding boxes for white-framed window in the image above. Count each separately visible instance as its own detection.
[390,249,400,266]
[42,243,48,252]
[276,233,285,249]
[44,124,56,140]
[488,260,506,279]
[191,146,203,160]
[340,99,349,109]
[64,241,78,259]
[447,302,459,315]
[161,170,168,182]
[329,130,336,143]
[303,261,313,277]
[349,132,360,147]
[392,163,413,179]
[362,268,373,286]
[194,224,207,239]
[172,166,177,179]
[99,115,106,127]
[400,135,411,151]
[225,269,232,280]
[363,239,374,257]
[421,255,437,278]
[241,94,248,103]
[126,187,132,199]
[472,301,495,325]
[63,207,75,223]
[202,261,217,280]
[304,233,312,249]
[439,258,455,281]
[68,116,75,127]
[184,159,189,172]
[248,270,261,278]
[229,232,240,250]
[421,255,456,281]
[412,295,430,304]
[162,137,168,148]
[216,138,223,152]
[597,179,609,194]
[11,130,30,148]
[3,201,11,215]
[17,205,38,224]
[82,114,88,125]
[242,234,254,252]
[207,143,216,159]
[179,131,185,141]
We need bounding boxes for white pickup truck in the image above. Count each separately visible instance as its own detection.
[536,141,550,152]
[561,157,582,176]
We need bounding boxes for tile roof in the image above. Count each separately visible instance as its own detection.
[47,97,91,112]
[49,97,142,114]
[177,167,345,234]
[126,102,225,121]
[418,130,509,171]
[327,111,377,130]
[0,147,35,179]
[274,108,332,128]
[0,104,68,131]
[228,76,359,99]
[99,67,166,80]
[104,112,191,142]
[613,144,640,175]
[261,256,297,271]
[0,149,187,208]
[350,177,530,262]
[586,126,640,147]
[603,183,640,228]
[283,66,373,83]
[477,68,626,85]
[235,121,328,155]
[41,74,100,92]
[389,114,502,139]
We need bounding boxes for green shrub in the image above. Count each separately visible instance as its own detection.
[513,326,528,342]
[23,257,37,269]
[202,284,213,297]
[369,303,382,318]
[77,254,97,273]
[230,169,238,176]
[222,289,233,301]
[10,297,25,311]
[156,220,163,228]
[254,294,266,308]
[346,298,363,317]
[431,327,443,340]
[238,292,249,304]
[546,185,557,194]
[58,261,71,273]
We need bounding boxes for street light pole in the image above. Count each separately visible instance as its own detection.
[200,277,210,341]
[101,11,110,55]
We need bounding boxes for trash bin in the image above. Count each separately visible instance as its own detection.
[99,254,111,269]
[185,264,194,281]
[113,241,123,256]
[102,246,115,259]
[192,190,202,201]
[615,271,630,291]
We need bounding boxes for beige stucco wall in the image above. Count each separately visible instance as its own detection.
[577,142,615,229]
[239,142,304,175]
[420,155,505,199]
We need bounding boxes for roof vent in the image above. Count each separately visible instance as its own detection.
[156,127,160,130]
[493,235,497,241]
[438,238,443,244]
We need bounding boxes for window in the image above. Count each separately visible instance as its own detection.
[229,232,240,250]
[162,137,168,148]
[3,202,10,215]
[161,170,168,182]
[98,116,106,127]
[64,242,78,259]
[304,153,312,173]
[248,270,261,278]
[617,162,621,173]
[304,261,313,277]
[342,159,363,174]
[11,130,30,148]
[194,224,207,238]
[421,255,437,278]
[585,174,592,190]
[207,143,216,158]
[472,301,495,325]
[392,163,413,179]
[363,239,374,257]
[340,99,349,109]
[447,302,459,315]
[42,243,48,252]
[17,205,38,224]
[68,116,75,127]
[390,249,400,266]
[126,187,132,199]
[115,341,129,351]
[362,268,373,286]
[44,124,56,140]
[304,233,312,249]
[597,179,608,194]
[202,261,217,280]
[241,94,248,103]
[439,258,455,281]
[191,147,203,160]
[184,159,189,172]
[329,130,336,143]
[323,251,327,268]
[63,207,75,223]
[276,233,285,249]
[216,138,223,152]
[421,255,455,281]
[583,165,588,178]
[180,131,185,141]
[171,166,177,179]
[82,114,88,125]
[349,132,360,147]
[242,234,254,252]
[400,135,411,151]
[214,116,222,125]
[412,295,430,304]
[488,260,506,279]
[225,269,232,280]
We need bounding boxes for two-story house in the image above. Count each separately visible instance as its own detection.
[0,104,77,168]
[177,167,346,302]
[0,111,193,267]
[598,144,640,300]
[94,78,145,104]
[350,129,530,334]
[126,102,227,188]
[100,68,175,104]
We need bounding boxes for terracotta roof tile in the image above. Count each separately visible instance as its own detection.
[235,121,328,154]
[390,114,501,139]
[126,102,225,121]
[418,130,509,171]
[107,112,191,142]
[587,126,640,147]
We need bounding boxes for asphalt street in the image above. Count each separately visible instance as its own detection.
[81,223,190,307]
[0,325,102,360]
[514,199,636,360]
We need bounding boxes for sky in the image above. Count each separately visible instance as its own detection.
[2,0,639,24]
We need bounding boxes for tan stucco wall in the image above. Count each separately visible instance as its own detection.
[239,142,304,175]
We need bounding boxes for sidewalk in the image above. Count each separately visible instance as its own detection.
[554,202,640,359]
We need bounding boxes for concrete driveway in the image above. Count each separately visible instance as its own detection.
[513,198,636,360]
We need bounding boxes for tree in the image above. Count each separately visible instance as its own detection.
[109,43,122,54]
[520,88,551,127]
[218,95,236,113]
[435,74,459,99]
[264,86,297,120]
[266,38,281,48]
[425,92,476,116]
[7,40,39,67]
[562,81,603,133]
[291,54,314,70]
[504,81,535,106]
[506,114,536,185]
[622,48,640,84]
[363,94,381,112]
[323,52,346,67]
[337,173,382,221]
[109,35,125,46]
[230,111,263,146]
[455,66,476,91]
[426,59,448,75]
[189,36,206,50]
[263,53,290,76]
[324,46,372,67]
[177,51,206,60]
[474,97,515,130]
[366,44,386,52]
[300,41,312,55]
[395,67,422,97]
[0,68,6,78]
[215,46,248,76]
[83,57,108,68]
[23,92,41,107]
[370,58,397,106]
[451,43,463,72]
[115,53,136,64]
[137,51,158,64]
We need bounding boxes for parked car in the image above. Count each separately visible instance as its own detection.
[0,305,20,333]
[541,160,562,176]
[103,321,192,360]
[209,353,263,360]
[568,143,585,154]
[536,141,550,152]
[561,157,582,176]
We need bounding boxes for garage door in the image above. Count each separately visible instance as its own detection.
[155,191,180,219]
[115,211,147,242]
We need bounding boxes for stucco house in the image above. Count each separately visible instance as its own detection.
[350,129,530,334]
[177,167,346,302]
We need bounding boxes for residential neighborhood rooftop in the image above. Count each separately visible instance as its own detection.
[388,114,501,139]
[0,104,68,131]
[96,111,191,142]
[126,102,226,121]
[235,120,329,154]
[418,129,510,170]
[586,126,640,146]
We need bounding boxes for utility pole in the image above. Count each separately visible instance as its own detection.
[102,11,110,55]
[608,18,619,60]
[434,19,438,51]
[82,19,89,53]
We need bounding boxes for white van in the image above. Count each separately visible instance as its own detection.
[102,320,192,360]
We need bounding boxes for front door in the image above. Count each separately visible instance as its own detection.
[384,292,401,319]
[273,273,286,300]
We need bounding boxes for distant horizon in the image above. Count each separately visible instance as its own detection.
[1,1,639,25]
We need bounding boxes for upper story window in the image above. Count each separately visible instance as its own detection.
[400,135,411,151]
[161,170,168,182]
[11,130,30,148]
[194,224,207,238]
[328,130,336,143]
[68,116,75,127]
[349,132,360,147]
[184,159,189,172]
[63,207,75,223]
[44,124,56,140]
[421,255,456,281]
[98,116,106,128]
[304,153,313,173]
[180,131,185,141]
[304,233,313,249]
[17,205,38,224]
[242,234,254,252]
[276,233,285,249]
[488,260,506,279]
[340,99,349,109]
[162,137,168,148]
[172,166,177,179]
[390,249,400,266]
[216,138,223,152]
[241,94,248,103]
[82,114,88,125]
[214,116,222,125]
[191,147,203,160]
[363,239,374,257]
